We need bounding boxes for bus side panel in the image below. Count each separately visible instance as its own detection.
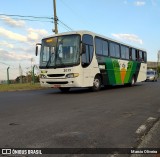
[98,57,144,85]
[135,62,141,82]
[96,56,110,86]
[124,61,141,83]
[136,63,147,82]
[124,61,137,83]
[112,60,122,84]
[105,58,122,85]
[105,58,116,85]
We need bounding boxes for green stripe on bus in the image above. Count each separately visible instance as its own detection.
[105,58,139,85]
[124,61,137,83]
[106,58,116,85]
[112,60,121,84]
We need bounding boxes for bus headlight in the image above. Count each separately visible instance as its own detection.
[66,73,79,78]
[40,74,47,79]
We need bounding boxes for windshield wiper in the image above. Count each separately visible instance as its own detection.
[46,53,55,68]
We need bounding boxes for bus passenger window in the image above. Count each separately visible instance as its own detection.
[109,42,120,58]
[131,49,136,61]
[95,38,102,55]
[121,46,125,59]
[95,37,108,56]
[125,47,129,59]
[102,40,108,56]
[139,51,143,62]
[143,52,147,63]
[121,46,129,60]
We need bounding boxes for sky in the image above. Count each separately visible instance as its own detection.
[0,0,160,80]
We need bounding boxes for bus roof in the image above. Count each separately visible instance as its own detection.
[42,30,146,52]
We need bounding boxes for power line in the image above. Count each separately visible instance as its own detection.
[59,0,93,30]
[0,13,54,24]
[0,13,53,20]
[58,23,70,32]
[58,19,73,31]
[0,16,53,23]
[0,13,73,31]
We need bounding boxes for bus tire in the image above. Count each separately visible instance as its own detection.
[91,75,101,92]
[59,87,70,93]
[130,76,135,86]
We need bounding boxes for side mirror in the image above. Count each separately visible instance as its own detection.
[35,45,38,56]
[35,43,41,56]
[81,43,86,55]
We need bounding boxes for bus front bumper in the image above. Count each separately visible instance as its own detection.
[40,78,81,88]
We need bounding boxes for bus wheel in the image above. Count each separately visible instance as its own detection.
[91,75,101,92]
[59,87,70,93]
[130,76,135,86]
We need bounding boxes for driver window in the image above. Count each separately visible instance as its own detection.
[42,47,49,62]
[81,34,94,68]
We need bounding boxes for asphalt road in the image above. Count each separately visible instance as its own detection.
[0,81,160,157]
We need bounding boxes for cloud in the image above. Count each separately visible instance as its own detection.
[0,15,26,27]
[27,28,48,42]
[13,47,34,54]
[0,27,48,44]
[112,33,143,44]
[0,16,48,43]
[0,27,27,42]
[0,27,49,62]
[134,1,146,6]
[0,49,33,61]
[0,41,14,48]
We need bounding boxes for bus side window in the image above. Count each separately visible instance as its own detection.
[121,45,126,59]
[102,40,109,56]
[143,51,147,63]
[131,48,136,61]
[95,38,103,55]
[129,48,132,60]
[121,45,129,60]
[109,42,120,58]
[95,37,108,56]
[139,50,143,62]
[136,50,139,61]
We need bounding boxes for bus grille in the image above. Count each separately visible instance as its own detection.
[47,74,65,77]
[46,81,68,84]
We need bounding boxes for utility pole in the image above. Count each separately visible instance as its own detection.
[53,0,58,34]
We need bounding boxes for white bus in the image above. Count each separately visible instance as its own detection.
[35,31,147,92]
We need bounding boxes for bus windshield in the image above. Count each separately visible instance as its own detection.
[40,35,80,68]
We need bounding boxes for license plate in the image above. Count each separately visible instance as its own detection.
[53,85,61,88]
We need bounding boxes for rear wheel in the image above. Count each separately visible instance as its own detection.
[91,75,101,92]
[59,87,70,93]
[129,76,135,86]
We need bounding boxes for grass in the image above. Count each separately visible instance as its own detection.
[0,83,45,92]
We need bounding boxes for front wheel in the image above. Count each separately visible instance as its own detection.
[91,75,101,92]
[59,87,70,93]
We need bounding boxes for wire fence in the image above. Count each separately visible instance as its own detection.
[0,65,40,84]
